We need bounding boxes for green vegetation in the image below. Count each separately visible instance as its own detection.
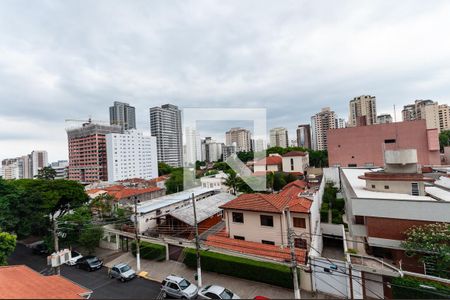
[401,223,450,279]
[158,162,174,176]
[35,166,57,180]
[0,179,89,238]
[165,168,184,194]
[320,182,345,224]
[392,276,450,299]
[0,231,16,265]
[346,248,358,254]
[439,130,450,152]
[236,151,254,163]
[131,241,166,261]
[183,248,296,288]
[79,225,104,254]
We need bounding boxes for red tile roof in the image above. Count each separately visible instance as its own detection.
[206,235,306,264]
[282,151,308,157]
[220,180,312,214]
[254,156,282,166]
[0,265,91,299]
[87,186,162,200]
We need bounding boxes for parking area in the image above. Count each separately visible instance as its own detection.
[8,244,161,299]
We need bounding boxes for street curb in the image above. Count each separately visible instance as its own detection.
[138,271,160,282]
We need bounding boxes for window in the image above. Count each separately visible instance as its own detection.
[260,215,274,227]
[355,215,365,225]
[384,139,396,144]
[348,164,357,167]
[262,240,275,245]
[384,185,389,190]
[411,182,419,196]
[205,292,220,299]
[294,238,307,249]
[168,282,179,290]
[234,235,245,240]
[232,212,244,223]
[371,184,376,189]
[293,217,306,228]
[290,158,294,171]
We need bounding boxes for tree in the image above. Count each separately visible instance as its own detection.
[401,223,450,279]
[89,194,114,219]
[158,162,173,176]
[35,167,57,180]
[78,225,104,254]
[165,169,184,194]
[212,162,231,172]
[236,151,254,163]
[0,231,16,265]
[439,130,450,152]
[224,170,238,195]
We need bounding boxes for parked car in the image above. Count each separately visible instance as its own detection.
[198,285,240,299]
[161,275,198,299]
[109,263,136,282]
[75,255,103,271]
[65,251,83,266]
[31,243,49,255]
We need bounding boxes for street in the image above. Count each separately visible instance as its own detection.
[8,244,162,299]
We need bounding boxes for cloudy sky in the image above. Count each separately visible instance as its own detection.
[1,0,450,162]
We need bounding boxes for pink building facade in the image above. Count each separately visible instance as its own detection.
[328,120,441,167]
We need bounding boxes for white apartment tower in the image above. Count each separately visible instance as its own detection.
[184,127,202,166]
[269,127,289,148]
[225,127,251,152]
[311,107,337,151]
[150,104,183,167]
[106,130,158,182]
[348,95,377,127]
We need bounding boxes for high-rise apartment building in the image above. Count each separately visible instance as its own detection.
[67,121,122,183]
[311,107,337,151]
[348,95,377,127]
[150,104,183,167]
[201,137,223,163]
[335,118,346,129]
[377,114,393,124]
[269,127,289,148]
[225,128,251,152]
[438,104,450,131]
[184,127,202,166]
[401,100,448,132]
[106,130,158,182]
[1,150,48,179]
[109,101,136,130]
[296,124,311,149]
[222,144,237,161]
[252,139,266,153]
[30,150,48,177]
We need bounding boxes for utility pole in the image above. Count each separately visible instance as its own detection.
[285,208,301,299]
[192,193,202,287]
[52,216,60,275]
[133,196,141,272]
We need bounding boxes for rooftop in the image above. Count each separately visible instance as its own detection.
[254,155,282,166]
[342,168,449,202]
[0,265,91,299]
[137,187,216,214]
[87,185,162,200]
[220,180,312,213]
[169,193,236,226]
[282,151,307,157]
[206,235,306,264]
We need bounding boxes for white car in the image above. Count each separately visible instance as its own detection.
[198,285,240,299]
[65,251,83,266]
[161,275,198,299]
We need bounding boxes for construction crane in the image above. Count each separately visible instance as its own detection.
[64,118,110,125]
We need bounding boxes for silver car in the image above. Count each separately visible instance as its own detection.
[161,275,198,299]
[198,285,240,299]
[109,263,136,282]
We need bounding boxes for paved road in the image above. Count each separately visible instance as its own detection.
[9,244,162,299]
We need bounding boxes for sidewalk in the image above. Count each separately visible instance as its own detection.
[105,251,326,299]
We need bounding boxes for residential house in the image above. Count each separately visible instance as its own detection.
[253,154,282,174]
[282,151,309,175]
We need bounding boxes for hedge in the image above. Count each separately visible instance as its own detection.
[392,276,450,299]
[131,241,166,261]
[183,248,296,288]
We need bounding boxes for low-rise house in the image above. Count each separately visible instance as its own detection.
[136,187,217,233]
[282,151,309,175]
[158,193,236,238]
[87,185,165,206]
[341,149,450,274]
[253,154,282,174]
[218,180,314,250]
[0,265,92,299]
[200,171,229,192]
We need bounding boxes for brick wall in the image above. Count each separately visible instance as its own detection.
[366,216,434,240]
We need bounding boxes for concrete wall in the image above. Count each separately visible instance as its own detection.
[365,180,426,196]
[328,120,441,167]
[282,155,309,173]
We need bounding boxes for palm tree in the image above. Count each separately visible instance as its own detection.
[224,170,239,195]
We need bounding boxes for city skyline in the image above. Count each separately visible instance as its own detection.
[1,1,450,162]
